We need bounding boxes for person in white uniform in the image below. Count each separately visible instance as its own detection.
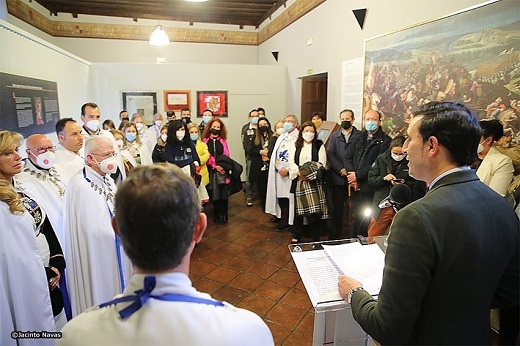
[53,118,85,185]
[63,136,132,317]
[0,131,56,346]
[58,164,274,346]
[265,114,299,230]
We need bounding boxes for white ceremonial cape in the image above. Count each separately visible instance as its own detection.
[0,203,55,346]
[63,166,132,317]
[15,161,66,247]
[53,145,84,185]
[265,129,298,225]
[144,125,160,156]
[129,142,153,166]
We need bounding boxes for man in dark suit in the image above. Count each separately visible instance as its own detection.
[345,109,391,236]
[326,109,360,240]
[338,102,519,345]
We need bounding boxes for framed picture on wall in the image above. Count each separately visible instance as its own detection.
[122,91,157,126]
[197,90,228,117]
[164,90,190,112]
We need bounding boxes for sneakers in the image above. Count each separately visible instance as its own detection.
[246,198,253,207]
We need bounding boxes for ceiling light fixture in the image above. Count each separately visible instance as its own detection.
[149,23,170,46]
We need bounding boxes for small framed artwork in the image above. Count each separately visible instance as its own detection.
[197,90,228,117]
[122,91,157,125]
[164,90,191,112]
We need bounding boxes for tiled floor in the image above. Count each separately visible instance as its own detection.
[189,192,317,345]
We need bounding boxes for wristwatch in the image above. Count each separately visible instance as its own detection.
[347,286,364,304]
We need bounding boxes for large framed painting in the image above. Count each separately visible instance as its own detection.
[122,91,158,126]
[197,91,228,117]
[363,0,520,145]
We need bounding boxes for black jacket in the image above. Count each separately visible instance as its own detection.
[327,127,361,186]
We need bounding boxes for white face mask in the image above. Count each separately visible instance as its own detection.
[276,127,286,136]
[35,151,56,169]
[115,139,124,150]
[302,132,314,143]
[477,143,485,154]
[391,153,406,162]
[161,134,168,142]
[154,120,162,127]
[86,119,100,132]
[176,130,185,141]
[135,123,144,132]
[96,156,118,174]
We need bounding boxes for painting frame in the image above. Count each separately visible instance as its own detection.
[164,90,191,112]
[122,91,158,126]
[197,90,228,117]
[362,0,520,143]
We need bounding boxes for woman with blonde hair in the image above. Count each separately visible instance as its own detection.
[188,122,210,205]
[0,131,57,341]
[120,120,152,166]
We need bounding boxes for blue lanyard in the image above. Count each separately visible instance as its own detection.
[83,167,126,292]
[99,276,224,319]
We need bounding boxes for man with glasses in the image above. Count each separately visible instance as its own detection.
[63,136,132,318]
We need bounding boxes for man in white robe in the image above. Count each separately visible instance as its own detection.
[53,118,84,185]
[0,200,55,346]
[79,102,126,183]
[143,113,163,155]
[59,164,273,345]
[265,114,299,229]
[63,136,132,317]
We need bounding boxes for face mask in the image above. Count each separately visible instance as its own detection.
[341,120,352,130]
[121,117,130,122]
[365,120,378,132]
[190,133,199,141]
[251,117,259,125]
[35,151,55,169]
[115,139,124,149]
[125,132,137,142]
[96,156,118,174]
[86,119,100,132]
[312,120,322,128]
[391,153,406,162]
[477,143,485,154]
[203,115,212,124]
[276,127,286,136]
[302,132,314,143]
[182,117,191,124]
[176,130,185,141]
[154,120,162,127]
[161,134,168,142]
[135,123,144,132]
[211,129,220,136]
[259,126,269,133]
[283,122,294,132]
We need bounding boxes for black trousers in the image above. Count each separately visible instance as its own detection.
[278,197,290,226]
[329,184,348,240]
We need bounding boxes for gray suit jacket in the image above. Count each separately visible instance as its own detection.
[351,169,519,345]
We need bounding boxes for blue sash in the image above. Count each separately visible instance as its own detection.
[99,276,224,319]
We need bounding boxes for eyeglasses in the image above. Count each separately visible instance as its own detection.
[92,151,117,159]
[30,146,56,154]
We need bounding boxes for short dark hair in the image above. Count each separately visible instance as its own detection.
[202,109,214,116]
[480,119,504,142]
[180,108,190,113]
[249,109,258,117]
[390,135,406,149]
[340,109,354,118]
[257,107,266,114]
[166,110,176,118]
[413,102,481,166]
[55,117,76,134]
[81,102,99,116]
[119,110,127,116]
[311,111,324,120]
[114,164,201,271]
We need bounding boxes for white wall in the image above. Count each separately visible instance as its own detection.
[89,62,286,171]
[258,0,486,123]
[0,19,90,144]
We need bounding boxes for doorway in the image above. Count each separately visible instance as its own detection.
[300,73,328,123]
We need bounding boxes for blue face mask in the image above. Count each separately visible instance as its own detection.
[251,117,259,125]
[283,122,294,132]
[190,133,199,141]
[203,115,212,124]
[365,120,378,132]
[125,132,137,142]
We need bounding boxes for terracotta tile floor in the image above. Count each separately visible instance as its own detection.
[190,192,319,345]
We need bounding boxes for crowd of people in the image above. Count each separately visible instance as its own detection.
[1,100,518,345]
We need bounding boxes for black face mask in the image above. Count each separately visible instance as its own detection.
[259,126,269,133]
[341,120,352,130]
[182,117,191,124]
[211,129,220,135]
[122,117,130,122]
